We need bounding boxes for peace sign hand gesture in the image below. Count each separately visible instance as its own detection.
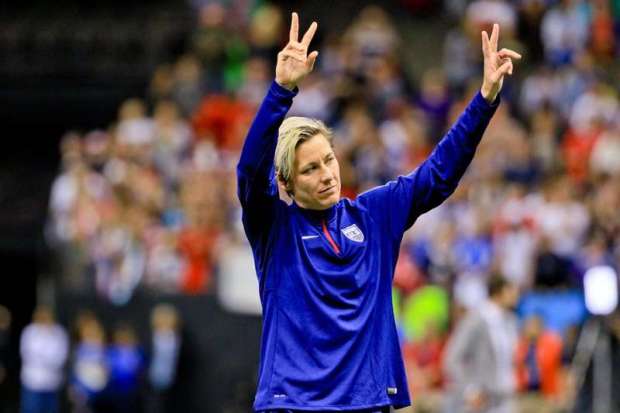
[275,12,319,91]
[480,24,522,104]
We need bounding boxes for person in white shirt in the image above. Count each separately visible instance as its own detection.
[20,305,69,413]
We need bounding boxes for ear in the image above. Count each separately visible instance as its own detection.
[277,176,294,204]
[277,176,292,194]
[276,171,292,193]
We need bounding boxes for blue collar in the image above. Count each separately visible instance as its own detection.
[292,201,339,225]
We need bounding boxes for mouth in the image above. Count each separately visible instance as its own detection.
[319,185,336,194]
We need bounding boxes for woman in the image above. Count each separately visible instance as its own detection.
[237,12,520,412]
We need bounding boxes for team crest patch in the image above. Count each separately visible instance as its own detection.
[342,224,364,243]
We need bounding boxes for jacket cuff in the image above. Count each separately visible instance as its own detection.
[269,80,299,99]
[473,91,501,110]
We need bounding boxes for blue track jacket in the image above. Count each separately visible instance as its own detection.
[237,81,499,411]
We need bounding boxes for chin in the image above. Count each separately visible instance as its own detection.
[323,192,340,208]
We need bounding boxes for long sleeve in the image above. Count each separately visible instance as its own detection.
[356,91,499,241]
[237,81,297,242]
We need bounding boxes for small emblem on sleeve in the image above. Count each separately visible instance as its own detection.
[387,387,398,395]
[341,224,364,242]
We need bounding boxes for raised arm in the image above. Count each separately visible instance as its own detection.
[411,24,522,210]
[356,24,522,239]
[237,13,318,238]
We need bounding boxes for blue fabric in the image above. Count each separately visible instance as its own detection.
[238,81,499,411]
[258,408,390,413]
[525,342,540,390]
[20,388,59,413]
[106,345,144,396]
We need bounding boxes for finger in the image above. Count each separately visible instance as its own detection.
[481,31,490,57]
[492,59,513,82]
[490,23,499,52]
[290,12,299,43]
[307,50,319,70]
[500,57,513,75]
[498,48,522,60]
[301,21,318,49]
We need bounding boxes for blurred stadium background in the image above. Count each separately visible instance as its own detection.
[0,0,619,412]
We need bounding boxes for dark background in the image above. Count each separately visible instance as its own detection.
[0,0,192,407]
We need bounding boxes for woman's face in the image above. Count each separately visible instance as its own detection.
[291,134,341,210]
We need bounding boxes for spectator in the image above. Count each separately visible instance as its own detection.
[68,314,108,413]
[589,0,616,61]
[589,120,620,177]
[171,55,205,116]
[517,0,547,62]
[515,315,564,409]
[144,229,183,293]
[414,69,452,140]
[116,98,154,150]
[146,304,181,413]
[190,3,230,91]
[540,0,590,66]
[443,22,479,92]
[151,100,192,191]
[535,177,589,258]
[104,324,144,413]
[493,183,539,287]
[344,5,400,63]
[90,205,147,305]
[19,305,69,413]
[246,3,284,63]
[519,65,561,118]
[466,0,517,36]
[216,218,262,315]
[177,203,220,295]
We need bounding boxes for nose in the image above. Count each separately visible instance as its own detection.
[320,164,334,184]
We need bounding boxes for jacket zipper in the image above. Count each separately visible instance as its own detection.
[321,219,341,255]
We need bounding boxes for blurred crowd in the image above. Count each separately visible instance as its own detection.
[45,0,620,412]
[13,303,181,413]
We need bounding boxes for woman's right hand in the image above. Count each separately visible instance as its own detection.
[275,12,318,91]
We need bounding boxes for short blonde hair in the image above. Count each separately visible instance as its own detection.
[275,117,333,193]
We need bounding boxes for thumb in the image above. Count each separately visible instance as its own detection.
[307,51,319,71]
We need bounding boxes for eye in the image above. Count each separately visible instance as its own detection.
[303,165,316,174]
[325,155,334,163]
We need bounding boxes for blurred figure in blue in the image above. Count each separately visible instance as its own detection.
[19,305,69,413]
[68,312,108,413]
[105,323,145,413]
